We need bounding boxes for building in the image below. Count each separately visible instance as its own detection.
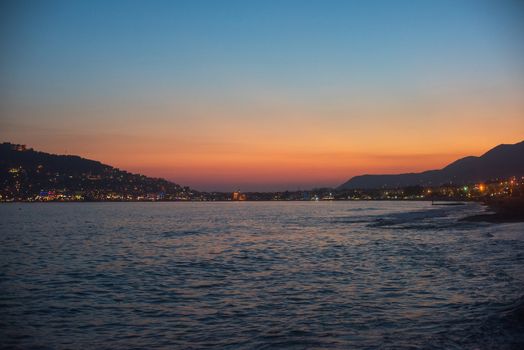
[232,190,247,201]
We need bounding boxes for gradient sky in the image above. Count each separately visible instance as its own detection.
[1,0,523,191]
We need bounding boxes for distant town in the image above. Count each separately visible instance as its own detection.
[1,142,523,202]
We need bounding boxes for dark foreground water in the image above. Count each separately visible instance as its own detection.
[1,202,523,349]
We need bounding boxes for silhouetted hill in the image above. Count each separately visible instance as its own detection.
[0,142,195,200]
[1,143,111,175]
[338,141,524,189]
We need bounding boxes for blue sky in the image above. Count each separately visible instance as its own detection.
[3,0,522,102]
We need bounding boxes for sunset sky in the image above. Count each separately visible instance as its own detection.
[1,0,523,191]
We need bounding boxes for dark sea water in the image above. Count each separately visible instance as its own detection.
[1,202,523,349]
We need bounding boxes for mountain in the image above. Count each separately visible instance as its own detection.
[338,141,524,190]
[0,142,196,200]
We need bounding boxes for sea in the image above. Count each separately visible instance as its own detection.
[1,201,523,349]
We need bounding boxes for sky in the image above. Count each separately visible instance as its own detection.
[1,0,523,191]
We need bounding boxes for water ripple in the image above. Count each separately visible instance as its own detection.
[0,201,523,349]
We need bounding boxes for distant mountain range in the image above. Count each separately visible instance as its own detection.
[3,140,523,199]
[338,141,524,190]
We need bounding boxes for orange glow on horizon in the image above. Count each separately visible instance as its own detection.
[3,82,523,191]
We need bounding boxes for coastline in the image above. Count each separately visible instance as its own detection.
[0,198,471,203]
[461,198,524,223]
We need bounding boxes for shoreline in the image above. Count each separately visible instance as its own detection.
[461,198,524,223]
[1,198,473,203]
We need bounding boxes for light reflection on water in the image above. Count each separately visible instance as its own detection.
[0,201,523,349]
